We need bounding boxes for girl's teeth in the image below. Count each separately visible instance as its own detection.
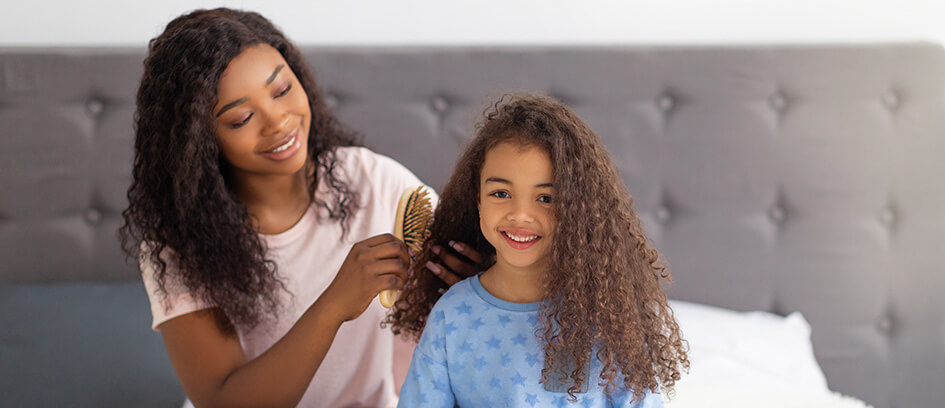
[505,232,538,242]
[270,136,295,153]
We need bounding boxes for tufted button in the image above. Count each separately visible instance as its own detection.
[879,207,896,227]
[768,92,788,112]
[656,94,674,112]
[323,93,339,110]
[85,98,104,117]
[431,96,449,113]
[83,208,102,225]
[768,206,786,223]
[876,316,893,334]
[881,90,899,110]
[654,205,671,223]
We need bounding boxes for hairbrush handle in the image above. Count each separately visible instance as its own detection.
[380,186,433,308]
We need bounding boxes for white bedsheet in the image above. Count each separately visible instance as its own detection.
[664,300,874,408]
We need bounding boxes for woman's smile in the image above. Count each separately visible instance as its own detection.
[214,44,312,177]
[260,127,302,160]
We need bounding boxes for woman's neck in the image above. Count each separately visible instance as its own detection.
[478,259,547,304]
[233,169,311,235]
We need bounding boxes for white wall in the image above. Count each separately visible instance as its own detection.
[2,0,944,47]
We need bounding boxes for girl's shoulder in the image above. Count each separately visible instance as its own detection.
[430,277,476,311]
[422,278,477,334]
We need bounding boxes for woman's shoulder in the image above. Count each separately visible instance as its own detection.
[331,146,400,171]
[328,146,432,208]
[329,146,415,184]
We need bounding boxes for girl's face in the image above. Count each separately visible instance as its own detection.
[213,44,311,178]
[478,141,556,273]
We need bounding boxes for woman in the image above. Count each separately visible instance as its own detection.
[120,8,479,407]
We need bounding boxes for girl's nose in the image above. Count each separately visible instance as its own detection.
[506,200,536,223]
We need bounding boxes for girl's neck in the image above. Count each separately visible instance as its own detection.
[233,169,311,235]
[478,259,547,304]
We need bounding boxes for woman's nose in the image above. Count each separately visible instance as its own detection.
[260,105,290,135]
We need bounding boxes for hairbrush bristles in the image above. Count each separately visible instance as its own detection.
[380,185,433,308]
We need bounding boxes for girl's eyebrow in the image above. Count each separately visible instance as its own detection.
[484,177,552,188]
[215,64,285,117]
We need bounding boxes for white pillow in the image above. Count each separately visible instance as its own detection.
[667,300,829,393]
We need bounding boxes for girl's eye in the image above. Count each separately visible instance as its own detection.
[490,191,510,199]
[276,83,292,97]
[538,195,553,204]
[230,113,253,129]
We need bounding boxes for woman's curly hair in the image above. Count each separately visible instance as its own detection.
[387,93,689,400]
[120,8,360,333]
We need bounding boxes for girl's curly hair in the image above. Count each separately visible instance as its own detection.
[387,93,689,400]
[120,8,360,333]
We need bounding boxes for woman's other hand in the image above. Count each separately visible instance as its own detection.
[425,240,483,286]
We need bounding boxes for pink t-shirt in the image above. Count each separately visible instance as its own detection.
[141,146,434,408]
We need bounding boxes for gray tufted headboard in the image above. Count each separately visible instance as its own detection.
[1,44,943,408]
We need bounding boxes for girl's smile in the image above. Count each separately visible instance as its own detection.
[478,141,555,273]
[499,228,542,250]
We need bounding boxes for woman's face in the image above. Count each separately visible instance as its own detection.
[213,44,311,178]
[478,141,556,273]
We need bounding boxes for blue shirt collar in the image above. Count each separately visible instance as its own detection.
[470,273,541,312]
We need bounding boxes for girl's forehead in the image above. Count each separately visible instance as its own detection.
[481,142,553,184]
[487,141,549,159]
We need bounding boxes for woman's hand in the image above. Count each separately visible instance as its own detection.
[425,240,483,286]
[320,234,410,323]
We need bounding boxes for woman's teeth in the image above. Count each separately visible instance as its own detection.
[504,232,539,242]
[269,135,296,153]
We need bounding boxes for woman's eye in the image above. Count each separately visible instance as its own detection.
[490,191,510,199]
[538,195,553,203]
[276,83,292,97]
[230,113,253,129]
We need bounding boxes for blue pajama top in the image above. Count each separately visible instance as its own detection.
[398,274,664,408]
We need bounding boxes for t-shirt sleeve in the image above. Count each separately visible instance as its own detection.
[139,242,213,331]
[397,305,455,407]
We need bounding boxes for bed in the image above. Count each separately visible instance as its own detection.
[1,44,943,408]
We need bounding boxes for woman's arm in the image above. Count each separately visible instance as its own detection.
[160,300,340,408]
[159,233,410,408]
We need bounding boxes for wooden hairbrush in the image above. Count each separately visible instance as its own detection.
[380,185,433,308]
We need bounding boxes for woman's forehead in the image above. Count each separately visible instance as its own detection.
[217,44,288,96]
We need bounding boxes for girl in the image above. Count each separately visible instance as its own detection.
[387,93,689,407]
[120,8,480,408]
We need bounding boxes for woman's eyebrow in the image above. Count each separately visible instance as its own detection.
[216,97,247,117]
[215,65,286,117]
[265,64,284,85]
